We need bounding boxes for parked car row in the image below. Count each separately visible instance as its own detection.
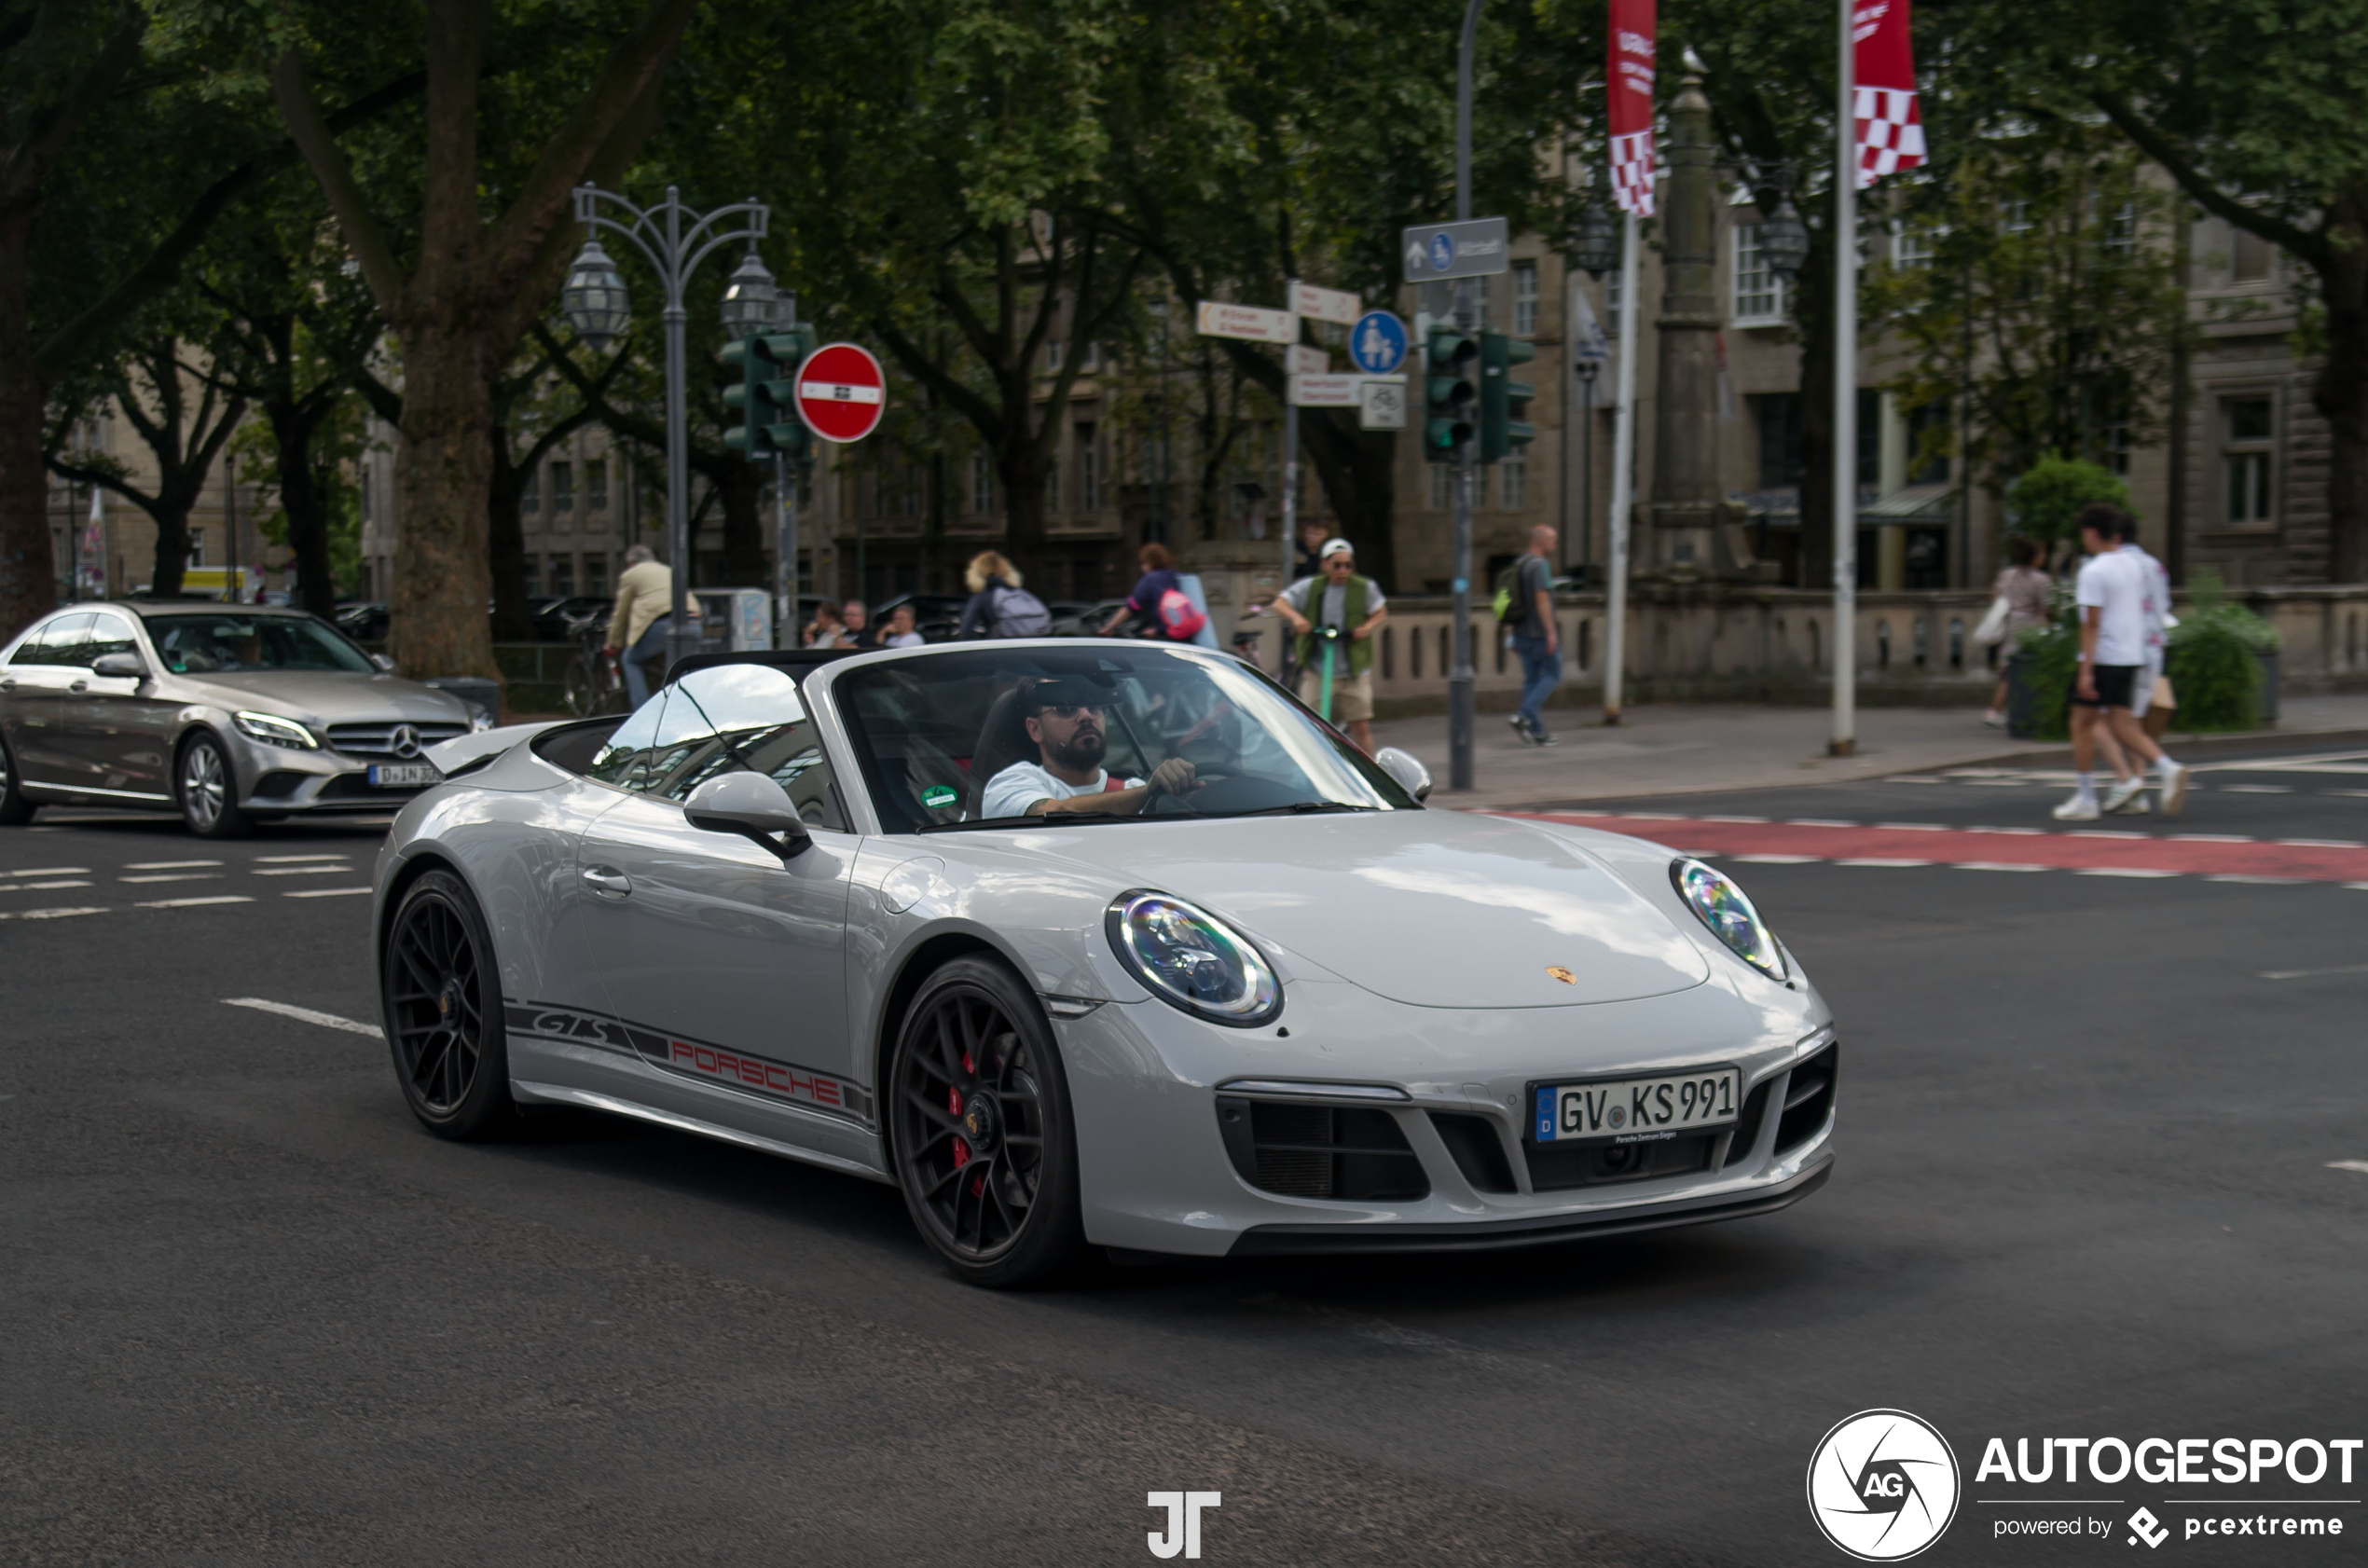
[332,592,1139,650]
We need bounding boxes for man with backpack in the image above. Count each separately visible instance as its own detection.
[1273,538,1388,754]
[1497,525,1563,745]
[957,550,1052,639]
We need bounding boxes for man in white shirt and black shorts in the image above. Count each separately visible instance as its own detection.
[2057,504,2188,820]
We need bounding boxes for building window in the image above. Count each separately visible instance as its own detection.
[187,530,204,567]
[1428,461,1451,511]
[971,450,994,515]
[2001,199,2033,236]
[2231,226,2275,283]
[1043,339,1065,373]
[1732,224,1785,323]
[1077,423,1100,513]
[1906,401,1952,484]
[1080,341,1101,372]
[1500,455,1527,510]
[2100,199,2137,257]
[2223,396,2274,524]
[521,468,540,513]
[586,459,608,510]
[1892,227,1934,268]
[550,461,574,513]
[1511,261,1538,337]
[1604,266,1622,331]
[549,554,575,597]
[584,553,609,595]
[1754,393,1802,488]
[523,557,540,597]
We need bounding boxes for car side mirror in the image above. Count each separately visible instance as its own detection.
[370,653,396,672]
[90,652,146,680]
[683,770,812,860]
[1374,746,1433,802]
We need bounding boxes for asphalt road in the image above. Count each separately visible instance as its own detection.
[5,763,2365,1567]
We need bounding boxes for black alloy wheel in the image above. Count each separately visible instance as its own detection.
[889,956,1085,1287]
[381,868,517,1139]
[0,731,33,824]
[176,731,251,839]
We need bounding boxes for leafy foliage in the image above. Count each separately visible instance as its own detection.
[2004,456,2131,545]
[2166,570,2278,732]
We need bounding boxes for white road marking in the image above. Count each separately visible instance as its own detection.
[0,906,107,920]
[124,860,223,870]
[136,896,255,909]
[1731,853,1822,864]
[1875,822,1948,831]
[1699,815,1769,823]
[2278,838,2365,848]
[2262,964,2368,981]
[1893,776,1946,784]
[2327,1161,2368,1176]
[1831,858,1933,868]
[2066,830,2147,839]
[221,997,381,1037]
[1786,818,1857,828]
[2334,790,2368,799]
[0,866,89,876]
[254,865,351,876]
[285,887,372,899]
[2168,833,2251,843]
[0,880,92,891]
[2223,784,2292,793]
[2207,874,2301,885]
[1973,825,2045,835]
[255,854,351,863]
[2347,882,2368,891]
[2074,867,2180,878]
[119,873,220,884]
[1951,861,2049,872]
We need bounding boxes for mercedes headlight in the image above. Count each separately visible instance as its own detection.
[233,710,319,750]
[1105,890,1281,1026]
[1671,858,1787,983]
[467,704,494,732]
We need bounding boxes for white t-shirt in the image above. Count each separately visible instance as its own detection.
[1278,574,1386,632]
[979,760,1145,819]
[884,630,926,648]
[2119,543,2170,671]
[2075,549,2146,666]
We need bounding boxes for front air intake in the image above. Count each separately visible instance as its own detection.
[1216,1096,1428,1202]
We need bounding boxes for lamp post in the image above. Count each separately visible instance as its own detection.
[563,185,771,674]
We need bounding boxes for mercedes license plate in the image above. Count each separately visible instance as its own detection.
[1532,1069,1742,1144]
[367,763,442,789]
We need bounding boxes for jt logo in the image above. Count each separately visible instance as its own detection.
[1147,1492,1221,1559]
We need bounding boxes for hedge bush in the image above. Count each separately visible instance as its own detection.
[2166,571,2277,732]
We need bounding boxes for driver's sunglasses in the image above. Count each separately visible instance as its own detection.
[1033,703,1106,721]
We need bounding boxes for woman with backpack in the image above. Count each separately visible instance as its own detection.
[1100,543,1207,642]
[957,551,1052,639]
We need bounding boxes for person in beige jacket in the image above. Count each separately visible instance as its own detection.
[605,544,690,706]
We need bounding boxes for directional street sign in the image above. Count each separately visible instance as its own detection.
[1287,344,1329,376]
[1195,300,1295,344]
[794,342,886,443]
[1290,281,1361,326]
[1400,216,1511,282]
[1360,379,1407,431]
[1287,374,1363,407]
[1349,309,1408,376]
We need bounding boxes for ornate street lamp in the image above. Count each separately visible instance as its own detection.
[560,241,632,352]
[1570,203,1621,280]
[719,248,782,337]
[1760,195,1812,284]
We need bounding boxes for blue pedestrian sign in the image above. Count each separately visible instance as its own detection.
[1429,232,1454,272]
[1349,310,1408,376]
[1400,217,1511,282]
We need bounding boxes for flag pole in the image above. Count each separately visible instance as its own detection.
[1830,0,1858,756]
[1604,213,1640,725]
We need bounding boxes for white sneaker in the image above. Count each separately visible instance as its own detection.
[1982,708,2005,728]
[2158,761,2190,817]
[2052,794,2100,822]
[2102,776,2149,814]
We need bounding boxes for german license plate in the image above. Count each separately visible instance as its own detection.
[1532,1069,1742,1144]
[366,763,442,789]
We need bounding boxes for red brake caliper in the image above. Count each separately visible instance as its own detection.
[949,1083,970,1168]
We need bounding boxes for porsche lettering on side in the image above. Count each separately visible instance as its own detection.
[372,642,1836,1287]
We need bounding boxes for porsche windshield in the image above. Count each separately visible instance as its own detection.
[833,646,1417,832]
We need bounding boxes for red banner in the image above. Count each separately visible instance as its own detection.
[1607,0,1656,217]
[1852,0,1924,188]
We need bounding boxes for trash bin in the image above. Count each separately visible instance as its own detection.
[421,675,501,727]
[694,588,773,653]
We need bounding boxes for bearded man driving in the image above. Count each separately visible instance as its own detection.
[979,677,1199,818]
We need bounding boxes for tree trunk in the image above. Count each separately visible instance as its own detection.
[266,404,339,618]
[718,461,766,584]
[486,442,532,640]
[147,499,195,599]
[0,208,50,640]
[387,332,499,681]
[2311,197,2368,584]
[998,432,1050,585]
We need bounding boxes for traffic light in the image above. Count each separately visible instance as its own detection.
[722,325,818,463]
[1480,331,1536,463]
[1424,324,1478,464]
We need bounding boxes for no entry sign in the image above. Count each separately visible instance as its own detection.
[794,342,886,443]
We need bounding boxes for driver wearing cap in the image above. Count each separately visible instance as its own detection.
[980,677,1200,818]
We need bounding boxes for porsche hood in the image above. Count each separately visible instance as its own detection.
[1032,809,1710,1009]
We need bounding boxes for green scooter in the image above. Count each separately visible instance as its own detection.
[1309,623,1344,722]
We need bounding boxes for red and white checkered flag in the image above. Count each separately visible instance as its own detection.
[1852,0,1923,189]
[1608,0,1656,217]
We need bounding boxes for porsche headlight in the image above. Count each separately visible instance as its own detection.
[1105,890,1281,1026]
[233,710,319,750]
[1671,858,1787,983]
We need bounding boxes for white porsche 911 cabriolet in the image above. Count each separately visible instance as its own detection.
[376,640,1836,1286]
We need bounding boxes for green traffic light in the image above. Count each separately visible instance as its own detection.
[1480,331,1539,462]
[1425,326,1480,465]
[720,329,815,463]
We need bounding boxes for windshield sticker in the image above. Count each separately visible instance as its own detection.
[920,784,958,809]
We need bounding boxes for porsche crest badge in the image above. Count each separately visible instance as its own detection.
[1545,966,1576,985]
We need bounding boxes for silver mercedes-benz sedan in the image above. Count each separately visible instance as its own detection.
[0,602,485,837]
[369,641,1837,1287]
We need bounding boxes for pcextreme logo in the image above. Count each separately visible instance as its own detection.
[1147,1492,1220,1559]
[1808,1409,1963,1561]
